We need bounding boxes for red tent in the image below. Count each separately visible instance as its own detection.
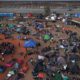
[27,13,33,18]
[38,72,45,79]
[17,58,24,65]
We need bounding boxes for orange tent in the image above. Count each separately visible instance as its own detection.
[62,27,72,31]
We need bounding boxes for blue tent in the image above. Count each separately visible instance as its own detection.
[17,35,21,39]
[36,23,44,29]
[16,28,21,32]
[0,65,6,73]
[32,20,36,26]
[24,39,37,48]
[37,14,44,19]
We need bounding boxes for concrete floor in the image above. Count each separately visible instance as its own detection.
[0,20,80,80]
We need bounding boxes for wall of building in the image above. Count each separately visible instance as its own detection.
[0,1,80,13]
[0,1,80,8]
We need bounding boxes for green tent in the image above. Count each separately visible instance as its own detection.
[8,24,14,29]
[27,50,32,55]
[53,72,63,80]
[62,75,70,80]
[43,34,51,41]
[0,24,3,28]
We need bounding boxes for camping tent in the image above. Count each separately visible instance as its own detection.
[27,13,33,18]
[0,65,6,73]
[24,39,37,48]
[36,23,44,30]
[0,24,3,28]
[8,24,15,29]
[16,28,22,32]
[38,72,45,79]
[43,34,51,41]
[24,13,33,18]
[16,24,22,27]
[37,14,44,19]
[53,72,63,80]
[62,74,70,80]
[62,27,71,31]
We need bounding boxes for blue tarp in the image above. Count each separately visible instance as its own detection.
[24,39,37,48]
[0,13,14,17]
[74,13,80,18]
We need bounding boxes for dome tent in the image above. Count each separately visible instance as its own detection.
[8,24,15,29]
[42,34,51,41]
[24,39,37,48]
[35,23,44,30]
[0,24,3,28]
[0,65,6,73]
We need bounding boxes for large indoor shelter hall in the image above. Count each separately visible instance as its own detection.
[0,0,80,80]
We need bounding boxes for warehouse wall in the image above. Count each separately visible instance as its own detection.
[0,7,80,14]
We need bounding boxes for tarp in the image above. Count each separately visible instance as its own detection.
[74,13,80,18]
[0,13,14,17]
[24,39,37,48]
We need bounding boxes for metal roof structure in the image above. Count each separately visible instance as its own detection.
[0,0,80,1]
